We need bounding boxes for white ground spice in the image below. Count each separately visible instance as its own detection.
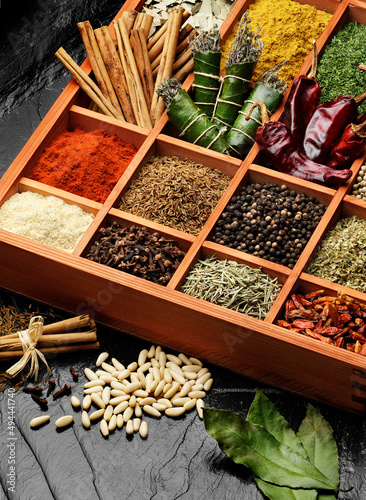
[0,191,94,253]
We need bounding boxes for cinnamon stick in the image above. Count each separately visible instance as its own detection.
[3,315,95,339]
[114,19,153,129]
[0,343,100,361]
[121,10,138,35]
[94,26,136,124]
[147,10,190,51]
[55,47,123,120]
[151,7,184,124]
[1,331,98,351]
[172,57,194,82]
[130,28,155,110]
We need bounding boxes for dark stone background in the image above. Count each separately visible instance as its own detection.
[0,1,365,499]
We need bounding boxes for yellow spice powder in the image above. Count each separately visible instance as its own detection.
[220,0,332,87]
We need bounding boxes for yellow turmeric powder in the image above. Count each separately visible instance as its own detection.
[220,0,332,87]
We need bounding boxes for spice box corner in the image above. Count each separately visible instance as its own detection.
[1,0,366,415]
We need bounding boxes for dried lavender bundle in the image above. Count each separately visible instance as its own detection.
[307,215,366,293]
[181,255,281,319]
[119,154,231,235]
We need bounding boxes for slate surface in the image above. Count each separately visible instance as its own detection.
[0,1,365,499]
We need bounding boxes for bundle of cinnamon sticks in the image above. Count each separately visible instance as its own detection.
[0,314,99,363]
[55,6,197,128]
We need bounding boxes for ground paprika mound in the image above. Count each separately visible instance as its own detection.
[29,126,137,203]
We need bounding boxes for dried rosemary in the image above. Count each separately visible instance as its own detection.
[307,216,366,293]
[181,255,281,319]
[118,154,231,235]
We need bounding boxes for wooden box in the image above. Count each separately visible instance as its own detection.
[1,0,366,414]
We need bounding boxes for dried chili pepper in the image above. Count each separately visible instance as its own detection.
[247,102,352,189]
[303,90,366,163]
[282,41,321,142]
[326,119,366,169]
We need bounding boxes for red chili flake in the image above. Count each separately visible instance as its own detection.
[339,313,352,323]
[305,329,333,344]
[292,320,315,330]
[291,294,305,310]
[313,326,341,336]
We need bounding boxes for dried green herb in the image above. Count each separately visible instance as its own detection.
[307,215,366,293]
[204,389,341,497]
[181,255,281,319]
[118,154,231,236]
[317,21,366,115]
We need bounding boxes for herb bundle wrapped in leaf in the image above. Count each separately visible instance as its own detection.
[156,78,229,154]
[190,27,222,119]
[226,61,288,157]
[213,12,263,132]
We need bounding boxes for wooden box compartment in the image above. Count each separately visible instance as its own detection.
[1,0,366,415]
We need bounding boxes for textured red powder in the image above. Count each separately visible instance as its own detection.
[29,126,137,203]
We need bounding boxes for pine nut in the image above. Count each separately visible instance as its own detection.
[111,357,125,371]
[99,375,116,384]
[159,351,166,367]
[123,382,142,394]
[109,395,130,406]
[55,415,74,428]
[108,414,117,432]
[188,390,206,399]
[134,403,142,418]
[129,395,137,407]
[30,415,50,428]
[203,378,213,392]
[165,407,185,417]
[116,414,124,429]
[71,396,81,409]
[167,362,184,377]
[153,402,168,412]
[171,397,191,407]
[157,398,172,408]
[83,395,92,411]
[130,373,140,385]
[147,345,155,358]
[96,369,112,378]
[82,411,91,429]
[139,397,156,406]
[127,361,138,372]
[178,353,191,365]
[138,361,151,373]
[166,354,182,365]
[123,406,134,422]
[96,352,109,366]
[113,401,129,415]
[139,420,148,438]
[89,409,105,421]
[150,378,159,394]
[133,418,141,432]
[101,362,116,374]
[184,372,198,380]
[104,405,114,422]
[152,366,161,382]
[84,379,106,388]
[138,349,148,367]
[184,398,197,411]
[102,387,111,406]
[145,373,153,394]
[154,345,162,361]
[84,368,98,381]
[196,372,211,386]
[197,367,209,378]
[196,399,204,419]
[110,380,126,391]
[154,380,165,398]
[182,364,201,372]
[163,383,172,394]
[84,385,105,395]
[110,389,127,397]
[151,358,160,368]
[133,389,149,398]
[164,382,180,399]
[142,405,161,418]
[164,368,172,384]
[137,369,146,389]
[179,382,192,398]
[169,370,186,386]
[117,369,131,381]
[189,356,203,366]
[91,393,105,409]
[126,419,134,435]
[111,371,122,379]
[191,383,204,392]
[100,419,109,437]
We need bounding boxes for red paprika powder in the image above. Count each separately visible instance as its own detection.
[29,126,137,203]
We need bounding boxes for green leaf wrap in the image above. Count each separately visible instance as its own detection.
[226,83,283,154]
[213,61,257,131]
[167,88,229,154]
[203,408,338,491]
[193,51,221,118]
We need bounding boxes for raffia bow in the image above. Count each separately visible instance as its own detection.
[6,315,52,381]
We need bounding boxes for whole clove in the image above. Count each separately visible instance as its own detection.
[53,384,71,400]
[31,394,48,409]
[46,378,55,397]
[70,366,78,381]
[23,385,43,396]
[87,223,186,286]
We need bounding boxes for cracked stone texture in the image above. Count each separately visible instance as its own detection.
[0,1,366,499]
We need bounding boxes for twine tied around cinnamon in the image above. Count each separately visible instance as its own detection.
[6,316,52,381]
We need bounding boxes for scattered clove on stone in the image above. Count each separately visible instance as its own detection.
[53,384,71,400]
[70,366,78,381]
[23,385,43,396]
[46,378,55,397]
[31,394,48,409]
[86,223,186,286]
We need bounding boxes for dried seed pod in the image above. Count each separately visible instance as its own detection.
[30,415,50,428]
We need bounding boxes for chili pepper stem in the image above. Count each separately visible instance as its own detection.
[354,89,366,105]
[307,40,318,80]
[245,101,269,123]
[353,119,366,136]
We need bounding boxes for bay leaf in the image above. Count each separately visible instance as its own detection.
[255,478,317,500]
[203,408,338,491]
[297,404,339,500]
[247,389,308,459]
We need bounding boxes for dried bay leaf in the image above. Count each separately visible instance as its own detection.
[297,404,339,500]
[203,408,338,491]
[255,478,317,500]
[247,388,308,459]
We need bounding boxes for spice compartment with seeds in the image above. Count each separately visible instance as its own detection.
[1,0,366,415]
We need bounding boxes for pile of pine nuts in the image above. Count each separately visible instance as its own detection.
[30,345,213,439]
